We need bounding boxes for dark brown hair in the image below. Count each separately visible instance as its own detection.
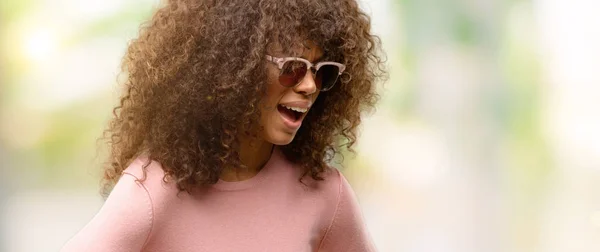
[101,0,386,196]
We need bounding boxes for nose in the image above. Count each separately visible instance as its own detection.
[292,68,318,95]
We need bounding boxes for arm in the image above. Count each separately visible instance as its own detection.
[318,171,377,252]
[60,172,153,252]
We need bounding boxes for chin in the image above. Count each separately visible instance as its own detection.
[262,130,296,145]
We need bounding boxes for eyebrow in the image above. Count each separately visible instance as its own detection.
[271,48,325,63]
[312,55,324,63]
[295,55,323,64]
[302,51,324,63]
[301,41,312,50]
[277,52,323,63]
[300,41,326,62]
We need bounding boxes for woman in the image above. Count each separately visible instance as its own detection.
[62,0,385,251]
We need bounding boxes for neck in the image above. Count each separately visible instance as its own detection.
[219,133,273,182]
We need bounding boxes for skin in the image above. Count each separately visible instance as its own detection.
[219,40,324,182]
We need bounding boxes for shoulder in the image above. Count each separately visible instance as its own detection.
[310,165,345,196]
[122,156,183,196]
[60,157,171,251]
[294,165,348,225]
[122,156,168,187]
[122,156,182,212]
[290,164,345,203]
[315,167,377,251]
[313,166,354,215]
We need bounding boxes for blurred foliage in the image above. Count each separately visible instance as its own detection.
[1,1,155,189]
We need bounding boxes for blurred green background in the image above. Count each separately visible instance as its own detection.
[1,0,599,251]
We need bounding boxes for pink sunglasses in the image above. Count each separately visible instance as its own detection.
[265,55,346,91]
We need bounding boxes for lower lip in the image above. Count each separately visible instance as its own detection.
[278,107,303,130]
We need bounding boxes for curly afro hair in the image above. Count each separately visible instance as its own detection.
[101,0,386,196]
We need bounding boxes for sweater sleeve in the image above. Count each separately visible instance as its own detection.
[318,170,377,252]
[60,172,153,252]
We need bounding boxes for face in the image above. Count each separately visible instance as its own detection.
[258,40,324,145]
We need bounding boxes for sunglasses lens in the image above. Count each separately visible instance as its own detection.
[279,60,308,87]
[315,64,340,91]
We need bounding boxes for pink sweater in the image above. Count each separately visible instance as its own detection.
[61,146,376,251]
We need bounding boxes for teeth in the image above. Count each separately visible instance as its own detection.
[282,105,308,113]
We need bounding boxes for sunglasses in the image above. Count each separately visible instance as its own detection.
[265,55,346,92]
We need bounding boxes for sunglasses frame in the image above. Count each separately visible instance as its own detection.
[265,55,346,91]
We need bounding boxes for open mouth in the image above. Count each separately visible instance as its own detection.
[277,104,305,122]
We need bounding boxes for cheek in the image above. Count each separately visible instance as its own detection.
[265,70,286,104]
[259,70,285,114]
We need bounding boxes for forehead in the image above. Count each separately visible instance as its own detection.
[267,40,324,60]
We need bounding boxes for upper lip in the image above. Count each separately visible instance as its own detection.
[278,101,312,109]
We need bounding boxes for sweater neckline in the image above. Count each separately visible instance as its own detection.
[210,146,283,191]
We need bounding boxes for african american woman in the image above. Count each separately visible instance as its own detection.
[62,0,386,251]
